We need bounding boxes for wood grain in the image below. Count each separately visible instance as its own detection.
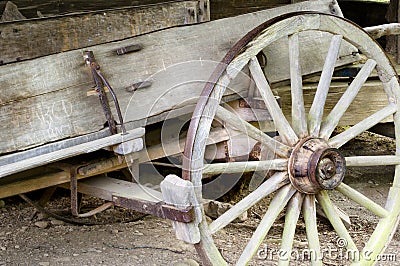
[0,127,145,178]
[0,1,205,65]
[160,174,201,244]
[274,80,392,128]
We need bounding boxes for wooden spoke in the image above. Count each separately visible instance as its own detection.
[346,155,400,167]
[236,185,296,266]
[215,105,291,158]
[316,191,358,254]
[308,35,343,137]
[249,56,299,145]
[203,159,287,175]
[329,104,397,148]
[358,186,400,264]
[336,183,389,218]
[278,192,304,266]
[302,195,322,266]
[320,59,377,139]
[289,34,308,138]
[209,172,289,234]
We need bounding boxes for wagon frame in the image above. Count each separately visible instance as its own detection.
[2,0,400,265]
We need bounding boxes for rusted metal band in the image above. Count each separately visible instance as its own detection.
[84,50,118,134]
[95,70,127,134]
[112,195,194,223]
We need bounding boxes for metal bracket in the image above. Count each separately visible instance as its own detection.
[112,195,194,223]
[51,163,114,217]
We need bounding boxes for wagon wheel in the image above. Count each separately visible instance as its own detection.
[182,12,400,265]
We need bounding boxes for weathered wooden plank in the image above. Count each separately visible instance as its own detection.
[263,30,359,87]
[160,174,201,244]
[0,1,206,65]
[67,175,162,202]
[10,0,200,18]
[210,0,290,20]
[274,80,392,128]
[364,23,400,39]
[0,0,347,155]
[0,125,123,167]
[9,0,292,21]
[0,148,146,199]
[0,127,145,178]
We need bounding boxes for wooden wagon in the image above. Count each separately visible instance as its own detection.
[1,0,400,264]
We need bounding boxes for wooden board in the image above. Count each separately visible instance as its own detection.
[8,0,199,18]
[274,80,391,127]
[0,1,208,65]
[0,0,351,155]
[63,175,162,202]
[210,0,290,20]
[9,0,291,21]
[0,127,144,178]
[264,31,360,86]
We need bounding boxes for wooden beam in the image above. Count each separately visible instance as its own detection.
[0,127,145,178]
[364,23,400,39]
[160,174,201,244]
[60,175,162,202]
[0,1,206,65]
[11,0,200,18]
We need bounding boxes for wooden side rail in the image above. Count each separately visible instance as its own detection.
[0,127,145,179]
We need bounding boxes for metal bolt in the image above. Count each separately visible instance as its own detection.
[318,158,336,180]
[115,44,143,55]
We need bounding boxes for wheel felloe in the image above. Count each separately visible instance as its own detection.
[288,138,346,194]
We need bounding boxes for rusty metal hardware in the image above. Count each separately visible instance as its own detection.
[115,44,143,55]
[69,165,81,216]
[83,50,126,134]
[112,195,194,223]
[52,162,115,218]
[125,80,152,92]
[288,137,346,194]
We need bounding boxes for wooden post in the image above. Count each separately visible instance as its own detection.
[160,174,201,244]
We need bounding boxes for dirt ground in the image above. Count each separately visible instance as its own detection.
[1,131,400,266]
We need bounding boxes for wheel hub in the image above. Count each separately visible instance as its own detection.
[288,138,346,194]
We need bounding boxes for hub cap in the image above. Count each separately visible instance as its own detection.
[288,138,346,194]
